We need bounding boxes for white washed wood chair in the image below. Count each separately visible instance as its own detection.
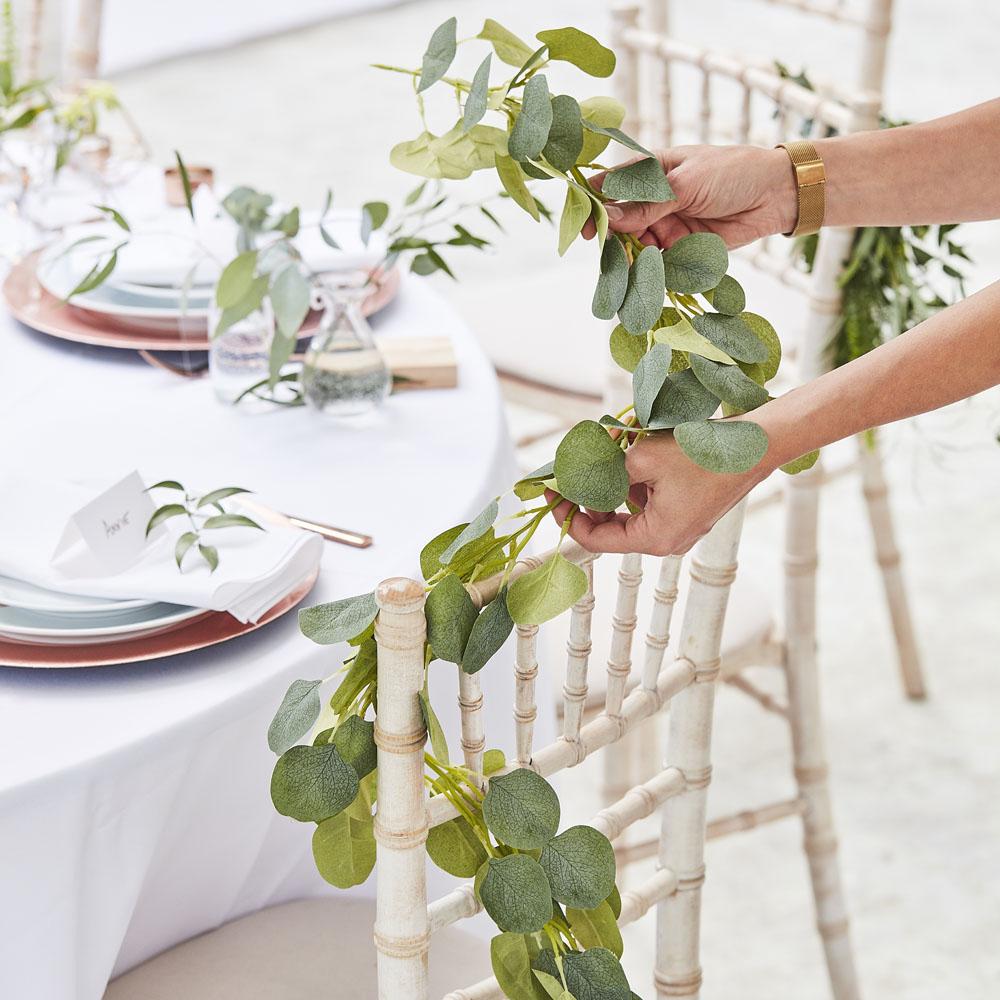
[606,0,924,701]
[105,501,828,1000]
[13,0,103,82]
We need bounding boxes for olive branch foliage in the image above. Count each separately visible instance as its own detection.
[268,18,800,1000]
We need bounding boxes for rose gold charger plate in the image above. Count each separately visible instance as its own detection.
[2,251,401,352]
[0,569,318,668]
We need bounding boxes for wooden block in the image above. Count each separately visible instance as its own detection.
[376,335,457,392]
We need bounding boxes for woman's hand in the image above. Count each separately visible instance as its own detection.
[547,424,773,556]
[583,144,798,249]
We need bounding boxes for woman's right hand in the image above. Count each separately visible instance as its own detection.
[583,144,799,250]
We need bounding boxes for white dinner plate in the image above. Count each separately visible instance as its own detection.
[0,574,152,616]
[0,600,207,645]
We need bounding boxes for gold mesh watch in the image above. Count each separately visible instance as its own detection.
[776,140,826,237]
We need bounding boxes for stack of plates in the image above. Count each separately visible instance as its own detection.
[0,574,208,646]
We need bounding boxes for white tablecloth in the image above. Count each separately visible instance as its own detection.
[0,276,538,1000]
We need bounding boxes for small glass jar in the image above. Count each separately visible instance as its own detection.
[301,276,390,418]
[208,299,275,407]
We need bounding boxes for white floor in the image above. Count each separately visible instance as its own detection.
[107,3,1000,996]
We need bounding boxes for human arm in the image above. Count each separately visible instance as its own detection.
[550,279,1000,555]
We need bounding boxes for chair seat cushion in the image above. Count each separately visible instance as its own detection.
[104,899,490,1000]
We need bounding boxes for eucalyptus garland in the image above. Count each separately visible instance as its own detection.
[269,18,796,999]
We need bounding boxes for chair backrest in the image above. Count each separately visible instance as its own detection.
[64,0,104,85]
[609,3,881,384]
[371,502,748,999]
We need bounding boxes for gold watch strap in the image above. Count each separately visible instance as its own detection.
[776,140,826,237]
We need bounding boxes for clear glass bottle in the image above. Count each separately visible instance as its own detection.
[301,276,390,417]
[208,299,275,407]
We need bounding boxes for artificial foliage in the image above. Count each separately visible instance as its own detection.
[270,18,799,999]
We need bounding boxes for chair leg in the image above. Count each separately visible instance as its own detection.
[856,434,926,700]
[655,503,746,999]
[785,464,862,1000]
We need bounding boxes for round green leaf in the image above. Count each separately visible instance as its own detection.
[507,552,588,627]
[483,748,507,775]
[563,947,631,1000]
[688,354,769,412]
[602,157,674,203]
[706,274,746,315]
[618,245,665,335]
[427,816,489,877]
[496,153,540,221]
[592,238,629,321]
[312,792,375,889]
[543,94,584,172]
[270,743,359,822]
[426,572,478,664]
[558,184,592,256]
[632,343,672,426]
[662,232,728,294]
[609,323,648,373]
[333,714,377,780]
[514,460,555,501]
[216,250,257,308]
[462,587,515,674]
[298,591,378,645]
[554,419,629,512]
[480,854,554,933]
[509,74,553,162]
[483,767,561,849]
[536,27,616,78]
[421,523,465,580]
[540,825,617,909]
[491,933,547,1000]
[478,19,534,67]
[577,96,625,164]
[440,500,499,565]
[566,900,624,958]
[740,311,782,382]
[646,368,720,429]
[691,312,768,364]
[267,678,322,754]
[674,419,769,473]
[652,315,735,364]
[781,448,820,475]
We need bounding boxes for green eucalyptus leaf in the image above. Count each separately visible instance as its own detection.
[478,19,535,68]
[484,748,506,775]
[533,969,574,1000]
[417,16,457,92]
[462,587,514,674]
[563,948,631,1000]
[646,368,720,429]
[269,264,310,340]
[567,900,624,958]
[610,323,649,372]
[652,315,735,364]
[268,678,323,754]
[427,815,488,877]
[419,686,450,763]
[298,591,378,645]
[270,743,359,822]
[507,553,588,626]
[421,523,466,579]
[554,419,629,512]
[580,119,653,159]
[213,274,268,339]
[632,343,672,426]
[592,237,629,320]
[706,274,746,314]
[662,232,728,294]
[605,885,622,919]
[691,312,768,364]
[440,500,499,565]
[333,714,377,780]
[540,824,617,910]
[536,27,616,78]
[509,74,553,162]
[425,573,478,664]
[483,767,560,849]
[577,97,625,164]
[480,854,554,933]
[514,460,555,501]
[739,312,782,382]
[361,201,390,245]
[463,53,493,131]
[618,245,665,335]
[543,94,584,172]
[496,153,540,221]
[674,419,769,473]
[689,354,770,411]
[312,785,375,888]
[272,207,300,237]
[602,157,674,203]
[781,449,820,475]
[216,250,258,308]
[558,184,592,256]
[491,933,548,1000]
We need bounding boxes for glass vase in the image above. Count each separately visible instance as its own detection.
[301,278,390,417]
[208,299,275,407]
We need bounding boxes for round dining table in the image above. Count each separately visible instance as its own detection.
[0,273,533,1000]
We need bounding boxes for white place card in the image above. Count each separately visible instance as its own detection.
[53,471,160,573]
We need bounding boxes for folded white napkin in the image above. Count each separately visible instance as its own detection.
[0,476,323,624]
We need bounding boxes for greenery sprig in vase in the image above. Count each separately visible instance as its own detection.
[269,17,797,1000]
